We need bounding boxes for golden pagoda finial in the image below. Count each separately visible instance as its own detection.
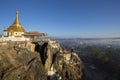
[13,9,20,25]
[16,9,18,16]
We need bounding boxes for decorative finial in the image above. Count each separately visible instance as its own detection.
[16,9,18,15]
[13,9,20,24]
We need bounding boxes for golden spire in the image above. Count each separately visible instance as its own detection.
[13,9,20,25]
[6,10,25,32]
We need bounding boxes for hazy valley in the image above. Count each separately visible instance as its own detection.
[57,38,120,80]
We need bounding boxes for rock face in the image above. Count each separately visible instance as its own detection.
[51,52,83,80]
[0,44,47,80]
[35,40,83,80]
[0,40,83,80]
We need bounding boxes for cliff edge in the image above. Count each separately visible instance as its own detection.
[0,40,83,80]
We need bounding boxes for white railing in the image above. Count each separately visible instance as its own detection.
[0,37,30,42]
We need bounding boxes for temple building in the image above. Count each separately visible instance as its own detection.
[4,10,25,38]
[0,10,47,41]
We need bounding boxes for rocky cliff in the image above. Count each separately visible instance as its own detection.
[0,40,83,80]
[0,44,46,80]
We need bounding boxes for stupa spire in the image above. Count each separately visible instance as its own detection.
[13,9,20,25]
[7,10,25,32]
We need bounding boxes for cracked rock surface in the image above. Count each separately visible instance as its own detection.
[0,45,47,80]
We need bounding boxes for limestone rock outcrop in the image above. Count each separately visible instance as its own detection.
[0,45,47,80]
[36,40,83,80]
[0,40,83,80]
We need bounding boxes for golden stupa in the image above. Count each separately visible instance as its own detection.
[4,10,25,37]
[2,10,46,41]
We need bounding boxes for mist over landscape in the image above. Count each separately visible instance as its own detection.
[57,38,120,48]
[56,37,120,80]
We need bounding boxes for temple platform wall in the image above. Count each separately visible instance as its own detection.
[0,37,30,42]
